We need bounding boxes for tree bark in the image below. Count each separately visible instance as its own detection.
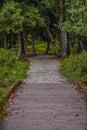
[31,33,36,56]
[4,33,7,49]
[61,30,70,57]
[17,33,22,59]
[21,32,25,54]
[59,0,70,57]
[46,40,50,54]
[45,24,59,57]
[10,33,14,48]
[83,38,87,49]
[78,37,85,53]
[17,32,25,59]
[0,34,4,48]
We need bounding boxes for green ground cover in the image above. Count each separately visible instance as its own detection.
[60,52,87,86]
[0,49,29,117]
[27,40,60,54]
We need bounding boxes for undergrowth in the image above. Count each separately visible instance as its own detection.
[27,40,60,54]
[60,51,87,85]
[0,49,29,117]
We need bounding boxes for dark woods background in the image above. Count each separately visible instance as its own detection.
[0,0,87,58]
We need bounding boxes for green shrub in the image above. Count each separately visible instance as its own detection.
[0,88,5,112]
[0,49,29,115]
[27,40,60,54]
[35,40,47,52]
[60,52,87,85]
[0,49,18,87]
[0,49,29,88]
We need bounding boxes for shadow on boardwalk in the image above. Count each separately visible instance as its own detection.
[0,54,87,130]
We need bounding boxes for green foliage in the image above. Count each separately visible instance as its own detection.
[27,40,47,52]
[35,40,47,52]
[60,52,87,85]
[0,49,29,88]
[41,0,57,10]
[0,49,29,116]
[0,49,17,87]
[0,88,5,113]
[27,40,60,54]
[59,0,87,37]
[23,5,44,31]
[0,1,24,34]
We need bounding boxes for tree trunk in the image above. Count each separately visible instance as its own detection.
[17,33,22,59]
[0,34,4,48]
[24,39,28,53]
[10,33,14,48]
[61,30,70,57]
[78,37,85,53]
[45,24,59,57]
[4,33,7,49]
[31,33,36,56]
[83,37,87,50]
[58,0,70,57]
[46,40,50,54]
[7,33,13,48]
[21,32,25,54]
[17,32,25,59]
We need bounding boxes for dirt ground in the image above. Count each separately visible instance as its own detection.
[0,54,87,130]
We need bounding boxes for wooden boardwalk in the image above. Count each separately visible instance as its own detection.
[0,54,87,130]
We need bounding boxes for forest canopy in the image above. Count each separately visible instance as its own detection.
[0,0,87,58]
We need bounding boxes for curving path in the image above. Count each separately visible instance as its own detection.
[0,54,87,130]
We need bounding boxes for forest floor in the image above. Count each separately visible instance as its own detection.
[0,54,87,130]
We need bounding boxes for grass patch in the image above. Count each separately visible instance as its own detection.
[0,49,29,117]
[60,51,87,85]
[27,40,60,54]
[35,40,47,53]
